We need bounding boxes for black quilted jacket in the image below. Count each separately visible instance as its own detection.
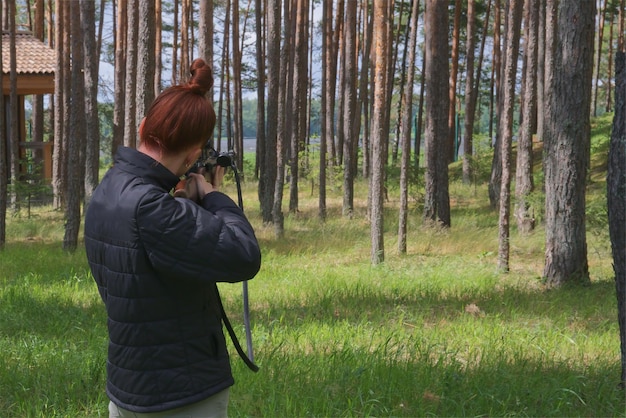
[84,146,261,413]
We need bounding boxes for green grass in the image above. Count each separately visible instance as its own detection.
[1,121,624,416]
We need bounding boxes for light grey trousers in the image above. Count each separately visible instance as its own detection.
[108,388,230,418]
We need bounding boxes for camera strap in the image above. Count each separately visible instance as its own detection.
[214,283,260,372]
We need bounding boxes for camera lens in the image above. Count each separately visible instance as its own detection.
[216,153,232,167]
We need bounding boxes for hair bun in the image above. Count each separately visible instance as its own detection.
[187,58,214,95]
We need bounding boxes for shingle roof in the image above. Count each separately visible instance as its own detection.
[2,31,55,75]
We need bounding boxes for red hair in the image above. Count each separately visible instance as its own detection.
[140,59,216,154]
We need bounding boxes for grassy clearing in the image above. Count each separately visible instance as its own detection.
[1,120,624,416]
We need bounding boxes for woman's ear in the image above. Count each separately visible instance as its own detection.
[138,118,146,136]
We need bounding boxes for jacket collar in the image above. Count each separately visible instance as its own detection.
[114,146,181,191]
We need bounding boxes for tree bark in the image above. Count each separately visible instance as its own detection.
[370,0,389,265]
[342,0,358,218]
[0,0,5,248]
[398,0,420,255]
[497,0,523,272]
[514,0,539,234]
[543,0,594,286]
[423,0,450,226]
[81,0,100,206]
[112,0,126,158]
[260,0,280,223]
[123,0,138,148]
[254,0,265,180]
[448,0,461,163]
[608,50,626,389]
[462,0,477,185]
[64,0,86,252]
[52,0,67,210]
[137,0,156,119]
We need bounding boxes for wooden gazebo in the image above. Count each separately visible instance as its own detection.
[2,30,55,184]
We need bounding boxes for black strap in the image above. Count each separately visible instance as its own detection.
[214,284,259,372]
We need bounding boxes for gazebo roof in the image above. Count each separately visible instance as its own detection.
[2,31,55,94]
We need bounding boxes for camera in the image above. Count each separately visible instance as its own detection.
[205,148,235,169]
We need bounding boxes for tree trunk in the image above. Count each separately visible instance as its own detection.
[488,0,502,209]
[64,1,86,252]
[398,0,420,255]
[232,0,244,168]
[290,0,309,215]
[370,0,389,265]
[359,0,373,179]
[543,0,594,286]
[448,0,461,163]
[123,0,138,148]
[137,0,156,119]
[423,0,450,226]
[342,0,358,218]
[462,0,477,185]
[497,0,523,272]
[607,17,615,113]
[171,0,179,85]
[52,0,67,210]
[260,0,280,224]
[514,0,539,234]
[608,50,626,389]
[31,0,45,146]
[536,0,546,141]
[112,0,126,158]
[8,0,19,210]
[254,0,265,180]
[593,0,607,117]
[81,0,100,206]
[155,0,162,96]
[319,0,331,221]
[179,0,191,83]
[0,0,5,248]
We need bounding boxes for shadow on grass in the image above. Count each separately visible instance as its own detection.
[231,345,624,417]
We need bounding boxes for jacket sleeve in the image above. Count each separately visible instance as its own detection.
[137,190,261,284]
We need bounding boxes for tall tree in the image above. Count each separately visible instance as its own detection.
[462,0,478,184]
[290,0,309,214]
[272,0,291,236]
[543,0,595,285]
[370,0,389,265]
[260,0,280,223]
[609,48,626,390]
[31,0,45,145]
[488,0,502,209]
[514,0,539,234]
[82,0,100,206]
[398,0,420,255]
[609,49,626,389]
[448,0,462,162]
[137,0,156,120]
[154,0,162,96]
[254,0,265,180]
[112,0,127,158]
[0,0,5,248]
[52,0,67,209]
[232,0,244,168]
[64,0,86,252]
[8,0,18,209]
[319,0,331,221]
[123,0,138,148]
[497,0,523,272]
[593,0,607,117]
[423,0,451,226]
[342,0,358,218]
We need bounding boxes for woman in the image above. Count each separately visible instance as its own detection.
[85,59,261,418]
